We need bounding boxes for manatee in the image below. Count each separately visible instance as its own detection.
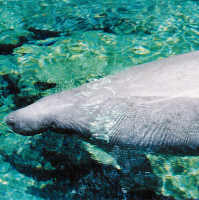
[5,51,199,155]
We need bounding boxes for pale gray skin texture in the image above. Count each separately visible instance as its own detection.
[5,51,199,155]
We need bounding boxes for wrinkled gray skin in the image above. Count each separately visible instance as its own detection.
[5,51,199,155]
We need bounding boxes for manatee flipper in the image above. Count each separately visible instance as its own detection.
[81,141,121,170]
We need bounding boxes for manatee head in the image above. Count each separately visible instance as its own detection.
[5,102,50,136]
[4,90,90,137]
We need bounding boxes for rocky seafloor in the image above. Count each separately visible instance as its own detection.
[1,0,199,199]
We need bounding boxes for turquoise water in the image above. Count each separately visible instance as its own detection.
[1,0,199,199]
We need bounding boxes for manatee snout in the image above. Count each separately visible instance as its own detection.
[5,107,49,136]
[5,113,17,131]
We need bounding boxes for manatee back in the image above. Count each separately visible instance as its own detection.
[77,51,199,100]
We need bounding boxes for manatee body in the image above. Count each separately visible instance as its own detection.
[5,51,199,154]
